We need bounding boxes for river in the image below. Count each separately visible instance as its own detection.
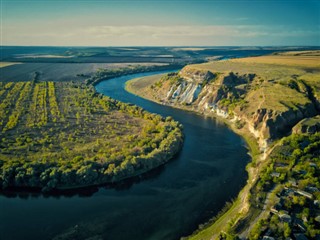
[0,70,250,240]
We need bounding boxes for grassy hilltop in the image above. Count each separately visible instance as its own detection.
[128,52,320,145]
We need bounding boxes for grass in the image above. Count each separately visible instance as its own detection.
[125,73,167,101]
[273,50,320,56]
[188,198,240,240]
[231,55,320,68]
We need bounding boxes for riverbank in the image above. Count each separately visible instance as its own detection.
[125,52,320,238]
[0,69,252,240]
[125,74,273,239]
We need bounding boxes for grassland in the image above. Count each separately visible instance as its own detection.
[126,73,168,100]
[0,81,183,191]
[231,54,320,68]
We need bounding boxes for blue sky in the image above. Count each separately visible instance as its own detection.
[1,0,319,46]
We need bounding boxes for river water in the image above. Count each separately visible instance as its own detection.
[0,70,250,240]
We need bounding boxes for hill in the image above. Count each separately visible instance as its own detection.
[127,53,320,149]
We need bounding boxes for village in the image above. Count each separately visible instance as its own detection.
[250,133,320,239]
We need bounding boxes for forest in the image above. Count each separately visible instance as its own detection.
[0,81,183,191]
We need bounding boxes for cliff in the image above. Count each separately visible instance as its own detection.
[145,60,320,150]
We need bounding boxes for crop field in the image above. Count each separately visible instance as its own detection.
[0,62,166,82]
[231,55,320,68]
[273,50,320,56]
[0,81,183,190]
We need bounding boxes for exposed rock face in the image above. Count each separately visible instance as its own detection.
[151,66,319,149]
[180,66,215,83]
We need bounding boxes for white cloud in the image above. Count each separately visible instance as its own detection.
[2,24,319,46]
[83,25,267,38]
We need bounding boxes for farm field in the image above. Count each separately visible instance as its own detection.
[231,54,320,68]
[0,62,167,82]
[0,81,183,191]
[2,46,317,65]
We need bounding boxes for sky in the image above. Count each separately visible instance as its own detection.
[1,0,319,46]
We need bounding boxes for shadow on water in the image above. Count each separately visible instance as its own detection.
[0,161,172,199]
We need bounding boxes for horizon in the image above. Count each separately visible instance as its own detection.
[1,45,320,48]
[1,0,319,47]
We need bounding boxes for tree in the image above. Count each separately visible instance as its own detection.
[283,222,291,238]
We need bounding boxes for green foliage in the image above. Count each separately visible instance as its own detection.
[250,132,320,239]
[249,219,265,240]
[152,72,183,88]
[0,81,183,191]
[235,120,245,129]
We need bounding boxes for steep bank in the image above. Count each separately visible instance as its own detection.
[127,56,320,151]
[126,53,320,238]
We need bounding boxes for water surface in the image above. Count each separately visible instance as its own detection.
[0,70,250,240]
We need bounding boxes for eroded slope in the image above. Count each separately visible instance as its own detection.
[130,54,320,149]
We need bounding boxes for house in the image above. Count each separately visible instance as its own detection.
[279,213,291,223]
[271,172,280,178]
[262,236,275,240]
[283,187,295,196]
[270,208,278,214]
[288,179,298,187]
[306,186,319,193]
[296,189,313,199]
[275,162,288,167]
[309,162,317,168]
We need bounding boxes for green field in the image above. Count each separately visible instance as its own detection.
[0,81,183,191]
